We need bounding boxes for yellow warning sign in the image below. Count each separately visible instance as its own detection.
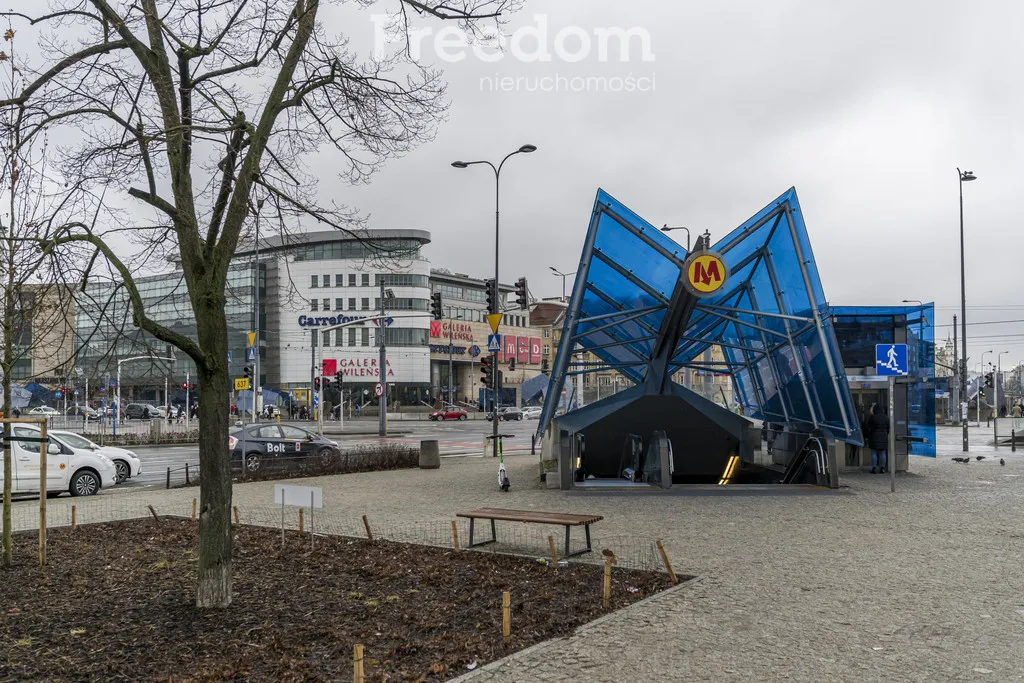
[486,313,503,334]
[247,332,257,348]
[234,377,250,391]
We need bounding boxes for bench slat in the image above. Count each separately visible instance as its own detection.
[457,508,603,526]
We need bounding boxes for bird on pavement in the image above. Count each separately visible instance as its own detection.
[1000,458,1006,466]
[952,457,968,463]
[976,456,986,461]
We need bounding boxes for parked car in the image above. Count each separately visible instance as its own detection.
[50,430,142,484]
[429,406,468,421]
[522,407,542,419]
[66,405,101,421]
[487,407,524,421]
[124,403,162,420]
[228,423,339,475]
[0,425,116,497]
[28,406,61,417]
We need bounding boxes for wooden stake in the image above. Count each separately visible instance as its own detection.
[362,514,373,541]
[451,520,460,551]
[656,540,678,584]
[353,643,364,683]
[547,535,558,568]
[502,591,511,645]
[39,420,48,567]
[147,504,161,524]
[299,507,305,534]
[603,559,612,608]
[71,505,77,530]
[233,506,239,525]
[191,498,197,521]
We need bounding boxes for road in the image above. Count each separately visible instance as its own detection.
[124,417,539,488]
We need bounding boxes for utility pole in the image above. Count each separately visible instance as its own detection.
[252,201,262,423]
[952,315,958,424]
[310,329,316,420]
[378,280,388,437]
[448,305,455,406]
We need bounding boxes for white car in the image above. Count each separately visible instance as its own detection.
[1,425,116,497]
[522,407,542,419]
[28,406,60,416]
[51,430,142,484]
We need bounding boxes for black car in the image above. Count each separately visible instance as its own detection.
[124,403,161,420]
[66,406,101,421]
[228,423,339,474]
[486,407,524,421]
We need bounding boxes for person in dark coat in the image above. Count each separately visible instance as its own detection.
[866,403,889,474]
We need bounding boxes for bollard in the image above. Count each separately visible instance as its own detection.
[531,433,536,455]
[185,463,190,485]
[166,467,171,489]
[1014,430,1017,453]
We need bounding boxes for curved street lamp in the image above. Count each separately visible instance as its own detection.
[549,266,577,301]
[957,168,977,450]
[451,144,537,447]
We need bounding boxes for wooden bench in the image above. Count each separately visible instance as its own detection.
[456,508,603,557]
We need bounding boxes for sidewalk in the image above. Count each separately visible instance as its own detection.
[11,426,1024,682]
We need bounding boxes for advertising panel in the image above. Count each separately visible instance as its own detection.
[517,337,529,363]
[503,335,517,362]
[530,338,542,364]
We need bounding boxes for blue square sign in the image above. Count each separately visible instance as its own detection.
[876,343,908,377]
[487,334,501,353]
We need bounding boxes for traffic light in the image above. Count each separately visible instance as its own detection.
[430,292,443,320]
[481,355,493,388]
[514,277,528,310]
[243,365,252,379]
[985,373,994,388]
[485,278,499,314]
[335,371,343,389]
[508,357,516,372]
[313,377,321,391]
[182,382,188,389]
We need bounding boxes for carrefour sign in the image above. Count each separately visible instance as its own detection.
[298,315,393,328]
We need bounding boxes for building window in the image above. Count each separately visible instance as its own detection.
[348,297,356,310]
[374,297,380,311]
[361,297,369,310]
[322,274,331,288]
[348,274,356,287]
[310,299,318,311]
[335,298,344,310]
[361,328,369,346]
[335,274,344,287]
[348,328,356,346]
[322,330,331,347]
[322,298,329,310]
[310,275,318,288]
[543,329,550,338]
[361,274,370,286]
[335,329,344,346]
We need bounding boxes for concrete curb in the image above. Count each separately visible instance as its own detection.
[449,575,702,682]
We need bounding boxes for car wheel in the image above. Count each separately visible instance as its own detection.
[113,460,130,484]
[318,447,337,468]
[244,452,261,474]
[69,470,100,497]
[517,414,523,421]
[429,415,436,421]
[459,414,467,421]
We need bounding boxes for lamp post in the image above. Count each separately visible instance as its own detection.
[452,144,537,449]
[980,349,993,427]
[549,266,576,301]
[998,351,1010,417]
[958,168,977,450]
[659,225,692,252]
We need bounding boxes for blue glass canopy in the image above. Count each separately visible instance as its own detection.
[540,187,862,445]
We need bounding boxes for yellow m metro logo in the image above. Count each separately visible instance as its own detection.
[686,254,727,295]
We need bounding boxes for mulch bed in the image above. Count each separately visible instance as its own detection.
[1,520,679,681]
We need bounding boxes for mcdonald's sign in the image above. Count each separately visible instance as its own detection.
[683,252,728,296]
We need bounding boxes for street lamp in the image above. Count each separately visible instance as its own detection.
[958,168,977,450]
[660,225,691,252]
[980,349,993,427]
[549,266,576,301]
[998,350,1010,416]
[452,144,537,450]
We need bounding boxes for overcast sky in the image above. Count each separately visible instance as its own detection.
[321,0,1024,369]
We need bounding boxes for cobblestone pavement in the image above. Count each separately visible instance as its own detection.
[11,425,1024,681]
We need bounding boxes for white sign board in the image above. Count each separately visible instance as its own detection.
[274,484,323,508]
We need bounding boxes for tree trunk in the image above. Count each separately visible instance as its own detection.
[2,252,12,568]
[194,293,233,608]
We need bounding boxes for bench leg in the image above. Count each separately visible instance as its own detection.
[466,517,498,548]
[566,524,594,557]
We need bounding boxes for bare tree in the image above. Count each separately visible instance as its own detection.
[0,24,84,568]
[1,0,516,605]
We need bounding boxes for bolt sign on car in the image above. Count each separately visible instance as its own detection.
[228,424,339,475]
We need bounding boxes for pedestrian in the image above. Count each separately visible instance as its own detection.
[1013,403,1022,418]
[866,403,889,474]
